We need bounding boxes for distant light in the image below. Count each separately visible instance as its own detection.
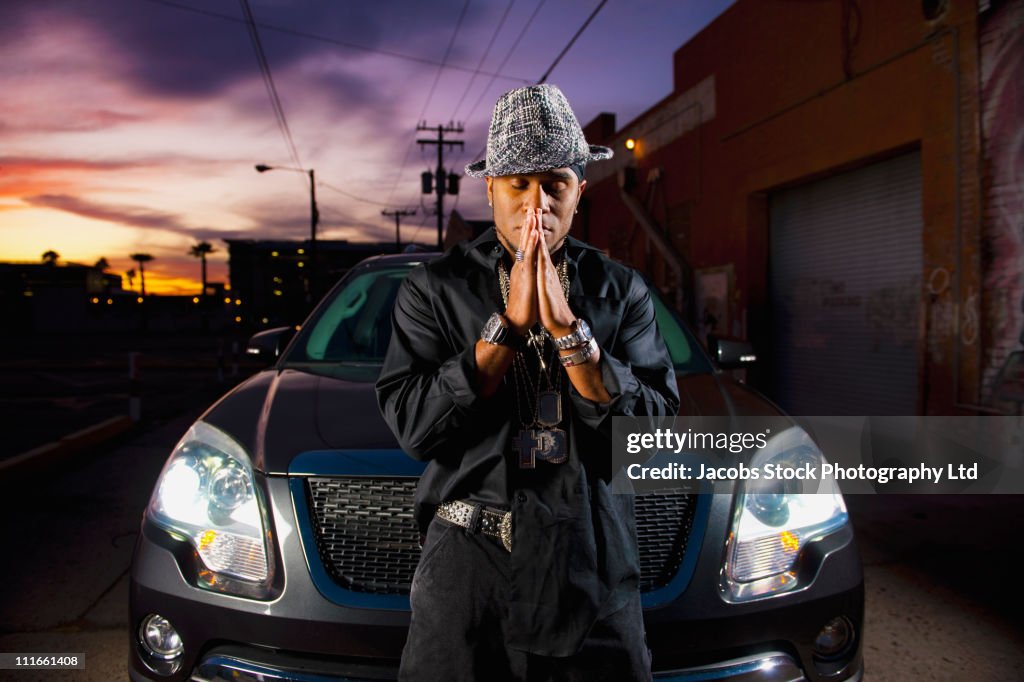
[272,277,282,284]
[297,262,305,268]
[192,297,200,304]
[261,317,269,324]
[23,290,33,297]
[297,248,305,255]
[91,297,99,304]
[224,297,231,304]
[234,299,241,306]
[234,316,242,323]
[273,290,282,297]
[106,298,113,305]
[271,251,279,257]
[137,297,144,304]
[625,138,636,151]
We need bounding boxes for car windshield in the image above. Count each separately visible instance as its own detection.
[282,262,712,378]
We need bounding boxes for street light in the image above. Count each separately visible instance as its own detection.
[254,164,320,302]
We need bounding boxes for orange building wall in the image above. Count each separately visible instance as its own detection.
[579,0,990,415]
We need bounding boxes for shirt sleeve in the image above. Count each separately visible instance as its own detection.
[568,270,680,432]
[375,265,488,461]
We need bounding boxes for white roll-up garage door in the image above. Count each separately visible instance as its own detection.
[769,151,922,415]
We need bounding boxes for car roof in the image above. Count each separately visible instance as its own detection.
[356,251,442,267]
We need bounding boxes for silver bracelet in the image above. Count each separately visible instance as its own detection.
[551,319,593,350]
[558,337,598,367]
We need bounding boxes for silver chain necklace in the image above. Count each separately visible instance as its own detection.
[496,251,571,468]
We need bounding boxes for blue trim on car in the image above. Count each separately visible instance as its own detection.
[641,489,712,609]
[289,448,708,612]
[290,449,423,610]
[290,477,414,611]
[289,449,427,477]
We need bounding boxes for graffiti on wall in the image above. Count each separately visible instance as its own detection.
[981,0,1024,405]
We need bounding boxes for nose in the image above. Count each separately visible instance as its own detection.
[522,182,549,214]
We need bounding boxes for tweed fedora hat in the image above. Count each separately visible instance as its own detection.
[465,84,612,178]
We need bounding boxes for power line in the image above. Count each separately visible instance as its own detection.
[465,0,606,162]
[140,0,532,84]
[319,181,415,209]
[238,0,303,173]
[385,0,473,208]
[417,0,473,122]
[462,0,548,159]
[537,0,608,84]
[449,0,517,123]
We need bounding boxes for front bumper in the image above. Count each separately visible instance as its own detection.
[180,649,835,682]
[130,480,863,682]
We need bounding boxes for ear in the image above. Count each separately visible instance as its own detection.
[575,179,587,212]
[486,177,494,206]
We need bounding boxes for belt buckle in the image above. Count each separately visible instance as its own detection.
[499,511,513,552]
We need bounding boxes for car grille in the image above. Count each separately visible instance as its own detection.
[306,477,698,595]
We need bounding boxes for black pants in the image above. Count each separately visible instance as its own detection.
[399,517,653,682]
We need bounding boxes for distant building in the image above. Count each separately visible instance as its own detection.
[578,0,1023,415]
[224,238,431,328]
[0,261,122,333]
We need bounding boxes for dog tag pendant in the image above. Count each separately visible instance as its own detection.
[537,390,561,427]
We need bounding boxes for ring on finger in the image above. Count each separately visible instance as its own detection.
[515,249,524,262]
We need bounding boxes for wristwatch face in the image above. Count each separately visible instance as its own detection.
[575,318,592,342]
[481,312,508,344]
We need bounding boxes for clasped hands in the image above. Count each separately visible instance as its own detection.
[503,208,576,340]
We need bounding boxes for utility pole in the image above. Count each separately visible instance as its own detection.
[417,122,464,250]
[382,208,416,251]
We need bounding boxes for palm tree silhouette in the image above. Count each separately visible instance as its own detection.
[42,250,59,266]
[188,241,216,297]
[130,253,154,297]
[126,268,136,291]
[94,257,110,271]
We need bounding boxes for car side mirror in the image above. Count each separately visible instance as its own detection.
[246,326,297,365]
[708,335,757,369]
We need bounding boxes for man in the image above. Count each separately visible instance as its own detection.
[376,84,679,681]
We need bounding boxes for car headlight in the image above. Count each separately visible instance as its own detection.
[723,425,848,602]
[147,421,271,596]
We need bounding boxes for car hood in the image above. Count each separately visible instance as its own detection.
[200,367,787,475]
[201,366,399,474]
[677,371,787,419]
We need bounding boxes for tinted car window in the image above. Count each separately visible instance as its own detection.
[649,292,713,375]
[286,266,411,364]
[282,262,712,377]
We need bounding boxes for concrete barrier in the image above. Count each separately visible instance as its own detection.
[0,415,135,480]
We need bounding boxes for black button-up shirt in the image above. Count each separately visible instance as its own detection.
[375,227,680,656]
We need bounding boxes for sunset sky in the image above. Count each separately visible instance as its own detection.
[1,0,733,294]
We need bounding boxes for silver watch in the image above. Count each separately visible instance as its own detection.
[481,312,516,346]
[552,319,593,350]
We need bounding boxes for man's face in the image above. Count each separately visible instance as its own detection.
[487,168,586,255]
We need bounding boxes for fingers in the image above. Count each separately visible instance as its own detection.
[517,209,531,256]
[522,210,540,271]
